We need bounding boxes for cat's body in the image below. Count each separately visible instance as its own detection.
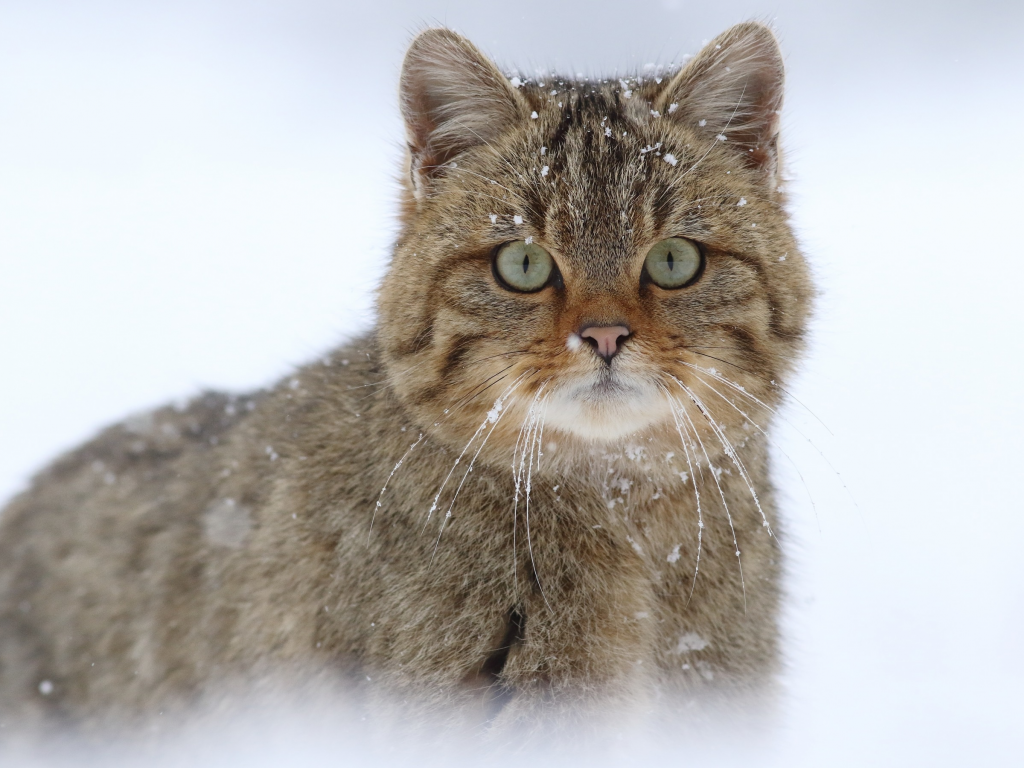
[0,23,811,733]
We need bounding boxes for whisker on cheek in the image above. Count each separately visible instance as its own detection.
[678,359,858,512]
[683,350,830,435]
[672,376,775,540]
[438,362,518,422]
[686,367,819,531]
[425,371,532,533]
[430,373,531,565]
[511,381,552,610]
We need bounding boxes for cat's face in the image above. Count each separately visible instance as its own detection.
[379,25,811,460]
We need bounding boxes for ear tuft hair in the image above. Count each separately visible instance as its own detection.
[400,29,528,197]
[657,23,785,177]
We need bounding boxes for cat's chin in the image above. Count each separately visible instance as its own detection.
[543,379,671,443]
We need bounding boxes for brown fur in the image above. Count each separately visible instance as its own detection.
[0,23,812,734]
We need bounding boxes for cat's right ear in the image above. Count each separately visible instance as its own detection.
[656,22,785,181]
[400,29,529,199]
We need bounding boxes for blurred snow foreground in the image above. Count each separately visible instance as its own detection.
[4,681,776,767]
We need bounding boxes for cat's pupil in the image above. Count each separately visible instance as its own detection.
[667,252,675,271]
[522,254,530,273]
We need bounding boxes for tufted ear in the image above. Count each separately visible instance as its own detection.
[656,22,785,178]
[400,28,529,197]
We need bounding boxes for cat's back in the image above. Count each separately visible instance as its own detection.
[0,340,386,727]
[0,390,259,719]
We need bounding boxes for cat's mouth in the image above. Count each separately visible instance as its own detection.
[578,372,639,399]
[540,371,671,442]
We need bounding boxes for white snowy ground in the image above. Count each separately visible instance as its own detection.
[2,1,1023,765]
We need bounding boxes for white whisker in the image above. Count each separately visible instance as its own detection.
[673,377,775,540]
[525,391,552,611]
[659,383,704,605]
[425,372,530,533]
[686,367,820,531]
[684,349,833,435]
[429,375,531,564]
[670,391,747,612]
[679,360,858,511]
[369,432,425,542]
[511,381,549,590]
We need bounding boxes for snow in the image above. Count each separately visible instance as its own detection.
[663,153,678,166]
[674,632,709,653]
[513,214,523,224]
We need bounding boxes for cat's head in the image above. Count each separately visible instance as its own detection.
[378,24,811,463]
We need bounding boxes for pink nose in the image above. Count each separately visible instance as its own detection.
[580,325,630,362]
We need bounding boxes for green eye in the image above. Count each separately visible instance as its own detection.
[644,237,703,289]
[494,240,555,292]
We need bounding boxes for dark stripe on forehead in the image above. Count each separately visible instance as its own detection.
[519,180,548,239]
[546,105,574,158]
[651,182,677,234]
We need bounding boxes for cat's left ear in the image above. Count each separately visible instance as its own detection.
[400,28,529,198]
[656,22,785,180]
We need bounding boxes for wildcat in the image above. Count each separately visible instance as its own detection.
[0,22,811,732]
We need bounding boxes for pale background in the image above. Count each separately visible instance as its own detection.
[1,0,1022,764]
